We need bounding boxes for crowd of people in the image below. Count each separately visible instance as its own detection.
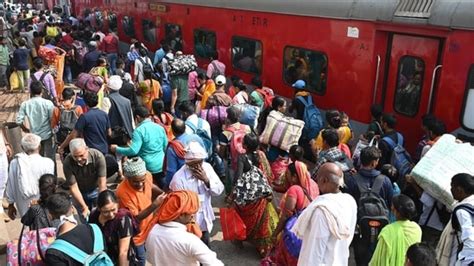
[0,3,472,266]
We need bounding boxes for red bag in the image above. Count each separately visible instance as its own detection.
[227,124,249,170]
[220,207,246,241]
[256,87,274,109]
[200,106,227,129]
[75,73,104,93]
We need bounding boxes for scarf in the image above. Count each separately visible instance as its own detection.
[295,161,315,198]
[295,91,310,97]
[169,140,186,159]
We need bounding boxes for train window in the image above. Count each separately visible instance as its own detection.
[94,11,104,30]
[122,16,135,38]
[165,24,183,52]
[461,65,474,131]
[394,56,425,117]
[194,29,216,59]
[108,13,117,32]
[142,19,156,43]
[283,46,328,95]
[231,36,262,75]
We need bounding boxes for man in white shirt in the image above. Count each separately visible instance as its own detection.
[292,162,357,266]
[146,190,223,266]
[170,141,224,246]
[6,134,54,219]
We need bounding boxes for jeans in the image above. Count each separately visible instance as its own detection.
[81,188,99,210]
[201,231,210,247]
[16,69,30,91]
[40,137,56,162]
[0,64,7,87]
[63,64,72,84]
[107,53,118,75]
[134,244,146,266]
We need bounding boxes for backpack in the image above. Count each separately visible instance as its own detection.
[226,124,248,170]
[56,106,79,144]
[355,174,390,244]
[210,61,222,80]
[256,88,274,109]
[297,96,323,140]
[32,72,53,101]
[186,118,213,156]
[382,133,413,179]
[48,224,113,266]
[451,204,474,258]
[424,201,451,227]
[138,57,154,77]
[75,73,104,93]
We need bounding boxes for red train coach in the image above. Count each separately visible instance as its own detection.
[72,0,474,152]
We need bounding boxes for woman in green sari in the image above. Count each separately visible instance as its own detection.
[369,194,422,266]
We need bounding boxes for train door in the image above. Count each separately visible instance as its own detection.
[383,34,440,152]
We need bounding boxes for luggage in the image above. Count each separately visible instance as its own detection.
[186,118,213,157]
[9,71,20,90]
[6,226,56,266]
[297,96,323,140]
[168,55,198,76]
[352,137,378,167]
[226,124,249,170]
[260,111,305,152]
[55,106,79,144]
[75,73,104,93]
[382,133,413,181]
[220,208,247,241]
[255,88,274,109]
[200,106,227,129]
[234,103,260,129]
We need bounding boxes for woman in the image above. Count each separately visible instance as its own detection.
[230,133,277,257]
[369,194,422,266]
[199,74,216,111]
[21,174,59,229]
[89,190,139,265]
[271,161,319,266]
[311,109,352,156]
[232,79,249,104]
[152,99,174,141]
[139,69,162,111]
[260,97,289,162]
[0,130,11,219]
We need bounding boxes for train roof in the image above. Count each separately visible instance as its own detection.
[161,0,474,30]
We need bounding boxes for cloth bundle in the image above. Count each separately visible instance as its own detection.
[168,55,198,76]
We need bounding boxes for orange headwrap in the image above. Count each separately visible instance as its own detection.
[156,190,202,237]
[295,160,313,197]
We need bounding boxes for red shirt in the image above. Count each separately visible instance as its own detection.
[61,34,74,46]
[101,34,118,53]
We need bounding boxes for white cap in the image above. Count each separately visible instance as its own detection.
[107,75,123,91]
[215,75,226,86]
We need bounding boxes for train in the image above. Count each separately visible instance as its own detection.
[70,0,474,152]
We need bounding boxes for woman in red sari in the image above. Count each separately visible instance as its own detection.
[270,160,319,266]
[231,133,278,257]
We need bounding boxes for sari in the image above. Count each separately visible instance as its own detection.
[273,161,319,266]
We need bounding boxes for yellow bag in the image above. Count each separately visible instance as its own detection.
[9,71,20,90]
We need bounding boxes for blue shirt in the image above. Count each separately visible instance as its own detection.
[116,119,168,174]
[13,47,30,70]
[16,96,54,140]
[165,133,204,185]
[75,108,111,154]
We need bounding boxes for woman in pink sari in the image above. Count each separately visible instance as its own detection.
[270,161,319,266]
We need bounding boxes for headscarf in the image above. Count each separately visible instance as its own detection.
[295,160,315,198]
[157,190,202,237]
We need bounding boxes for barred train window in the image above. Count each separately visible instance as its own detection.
[462,66,474,131]
[94,11,104,31]
[283,46,328,95]
[394,56,425,117]
[108,13,117,32]
[165,24,183,52]
[142,19,156,43]
[194,29,216,59]
[231,36,262,75]
[122,16,135,38]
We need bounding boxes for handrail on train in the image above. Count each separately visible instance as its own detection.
[373,55,381,104]
[427,65,442,113]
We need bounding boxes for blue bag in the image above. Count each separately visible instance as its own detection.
[382,133,413,179]
[47,224,113,266]
[297,96,323,140]
[235,103,260,129]
[186,118,213,157]
[158,72,172,104]
[283,211,303,258]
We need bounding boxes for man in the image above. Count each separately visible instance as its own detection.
[101,75,134,138]
[179,101,212,139]
[16,81,55,162]
[29,57,58,106]
[206,50,225,79]
[0,36,9,90]
[6,134,54,218]
[92,27,105,43]
[345,146,393,265]
[289,79,311,120]
[83,41,101,73]
[206,75,232,108]
[218,106,251,162]
[63,138,107,216]
[146,190,224,266]
[111,106,168,189]
[312,129,351,177]
[292,162,357,265]
[405,243,437,266]
[12,38,30,91]
[249,76,274,110]
[170,51,189,114]
[101,29,119,75]
[170,141,224,246]
[165,119,204,187]
[378,113,404,166]
[116,157,165,266]
[45,192,110,265]
[153,40,166,66]
[60,91,111,155]
[420,118,446,158]
[134,47,153,83]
